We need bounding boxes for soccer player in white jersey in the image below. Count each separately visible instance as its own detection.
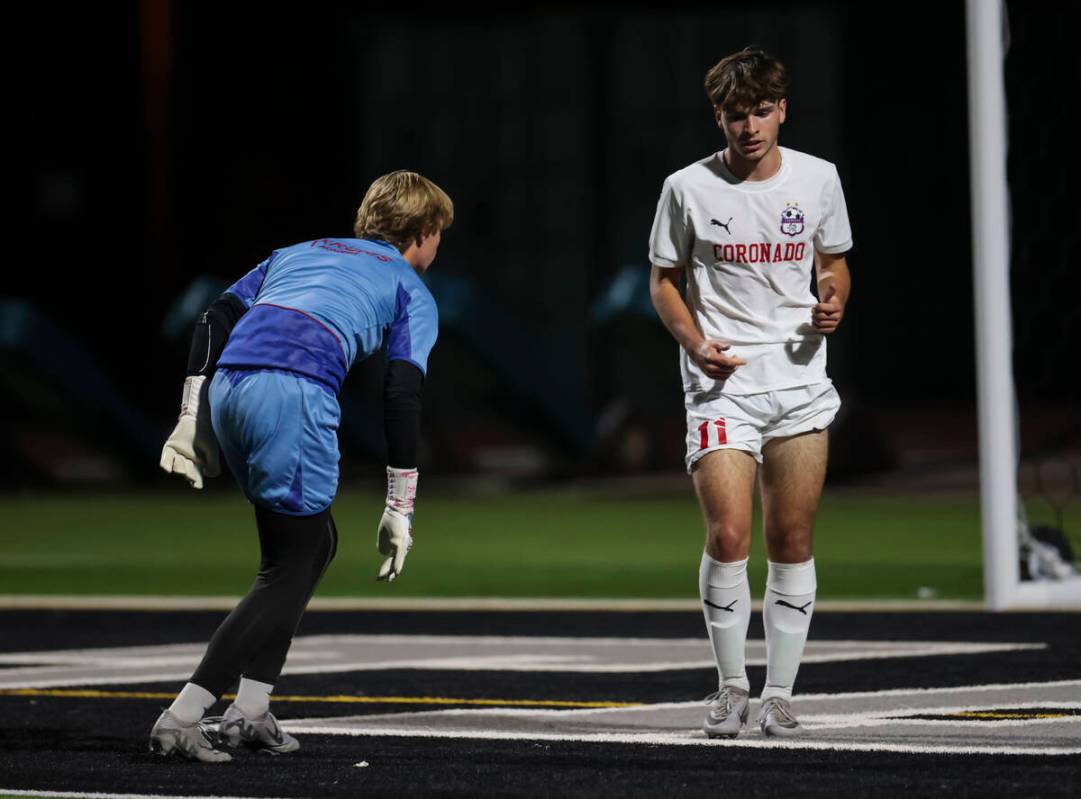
[648,46,852,738]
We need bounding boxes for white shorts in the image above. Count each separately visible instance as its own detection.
[684,381,841,471]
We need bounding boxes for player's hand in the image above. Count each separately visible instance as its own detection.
[159,376,220,489]
[691,340,747,380]
[812,285,844,334]
[376,507,413,582]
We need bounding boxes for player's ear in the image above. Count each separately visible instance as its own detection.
[778,98,787,124]
[713,105,724,129]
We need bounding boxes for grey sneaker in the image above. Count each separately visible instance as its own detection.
[702,686,750,738]
[218,704,299,754]
[149,709,232,763]
[758,696,804,737]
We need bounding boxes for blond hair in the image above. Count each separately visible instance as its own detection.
[353,170,454,252]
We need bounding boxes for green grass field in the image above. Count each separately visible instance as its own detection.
[5,485,1069,601]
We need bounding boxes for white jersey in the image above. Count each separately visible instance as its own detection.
[649,146,852,395]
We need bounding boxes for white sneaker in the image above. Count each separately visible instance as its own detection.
[149,709,232,763]
[218,704,299,754]
[758,696,804,737]
[702,686,750,738]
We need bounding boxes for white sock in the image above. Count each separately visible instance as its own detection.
[235,677,274,718]
[762,558,817,702]
[699,552,751,693]
[168,682,216,724]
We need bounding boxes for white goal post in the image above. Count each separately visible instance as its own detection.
[966,0,1081,609]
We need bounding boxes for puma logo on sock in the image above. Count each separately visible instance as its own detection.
[774,599,813,615]
[704,598,739,613]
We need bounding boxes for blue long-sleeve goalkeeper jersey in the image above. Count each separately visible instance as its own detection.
[217,237,439,392]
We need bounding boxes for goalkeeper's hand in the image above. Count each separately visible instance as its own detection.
[376,507,413,582]
[377,467,418,581]
[159,375,220,489]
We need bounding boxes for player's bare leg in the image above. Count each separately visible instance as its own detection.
[693,448,757,562]
[693,449,756,735]
[757,429,828,735]
[760,429,827,563]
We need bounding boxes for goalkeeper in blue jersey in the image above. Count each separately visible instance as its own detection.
[150,170,453,762]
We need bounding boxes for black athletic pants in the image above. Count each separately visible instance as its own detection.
[190,506,338,698]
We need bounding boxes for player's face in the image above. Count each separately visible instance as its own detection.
[715,99,786,161]
[412,229,442,274]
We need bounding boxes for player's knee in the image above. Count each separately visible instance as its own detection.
[767,524,813,563]
[705,522,751,561]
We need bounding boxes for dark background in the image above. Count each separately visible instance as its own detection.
[10,0,1079,486]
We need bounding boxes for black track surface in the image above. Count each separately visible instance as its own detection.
[0,609,1079,797]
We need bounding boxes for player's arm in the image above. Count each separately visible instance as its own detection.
[159,292,248,488]
[649,264,746,380]
[376,360,424,582]
[812,251,851,334]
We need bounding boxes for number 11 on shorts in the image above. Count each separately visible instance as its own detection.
[698,418,727,450]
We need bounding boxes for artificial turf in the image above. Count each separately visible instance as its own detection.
[5,485,1062,601]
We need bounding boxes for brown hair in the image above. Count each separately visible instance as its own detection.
[353,170,454,252]
[704,46,789,110]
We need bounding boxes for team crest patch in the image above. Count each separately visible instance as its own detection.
[780,203,805,236]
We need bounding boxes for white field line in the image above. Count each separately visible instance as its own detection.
[283,681,1081,750]
[804,700,1081,730]
[293,701,701,721]
[792,641,1045,664]
[0,673,197,690]
[804,716,1080,730]
[806,699,1081,723]
[794,678,1081,702]
[0,638,1047,689]
[0,651,330,668]
[278,658,718,675]
[289,689,1081,725]
[0,641,215,662]
[0,791,288,799]
[299,710,1077,730]
[279,724,1081,756]
[0,661,711,689]
[0,595,992,612]
[215,633,1050,654]
[8,633,1032,651]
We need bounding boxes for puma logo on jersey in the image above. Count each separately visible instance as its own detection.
[703,598,739,613]
[774,599,813,615]
[710,217,733,234]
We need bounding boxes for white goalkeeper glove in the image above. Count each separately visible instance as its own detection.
[159,375,220,489]
[377,467,417,581]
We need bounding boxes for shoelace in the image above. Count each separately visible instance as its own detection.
[703,688,733,714]
[198,715,226,746]
[762,698,797,724]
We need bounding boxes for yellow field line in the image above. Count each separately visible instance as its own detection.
[0,688,640,709]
